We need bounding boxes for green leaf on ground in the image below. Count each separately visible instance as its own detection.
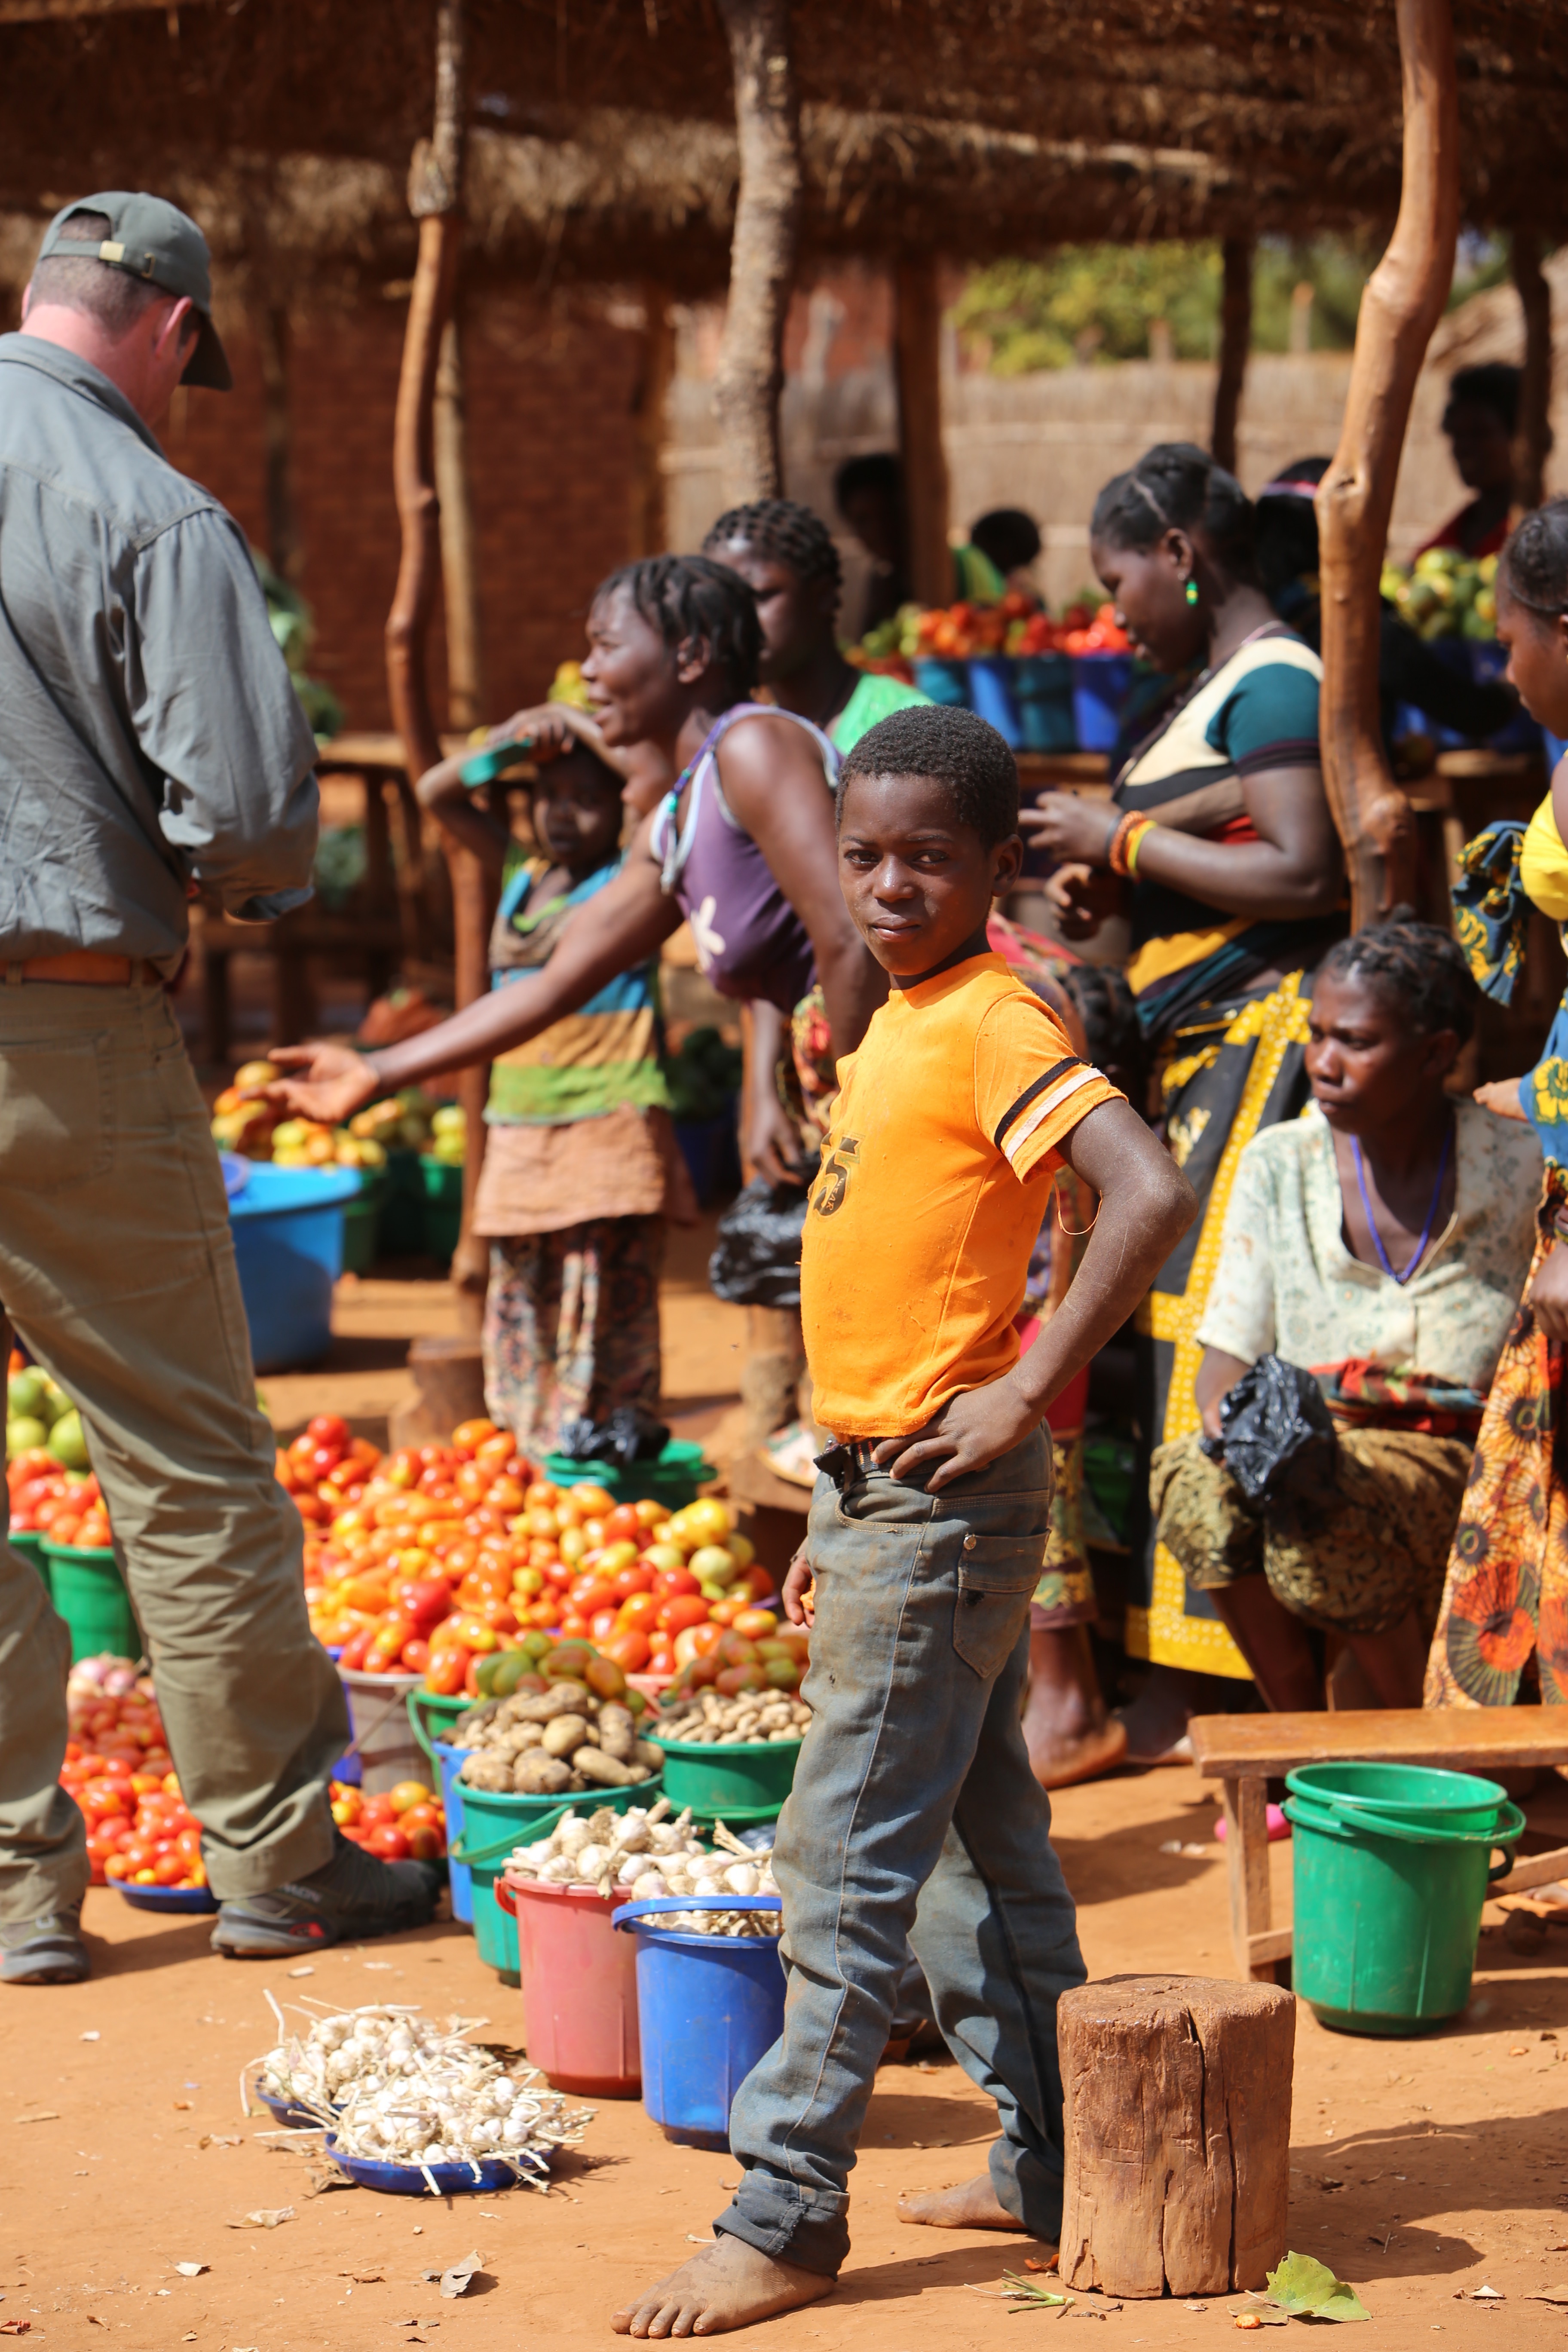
[1001,2272,1073,2311]
[1265,2252,1370,2322]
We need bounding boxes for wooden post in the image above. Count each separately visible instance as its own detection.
[1316,0,1458,928]
[629,282,676,557]
[385,0,490,1327]
[894,255,952,609]
[713,0,801,502]
[1511,228,1554,513]
[435,308,486,732]
[1058,1975,1295,2299]
[1211,235,1253,475]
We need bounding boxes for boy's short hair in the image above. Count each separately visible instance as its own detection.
[838,705,1019,848]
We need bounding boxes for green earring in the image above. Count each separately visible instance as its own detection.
[1185,578,1200,606]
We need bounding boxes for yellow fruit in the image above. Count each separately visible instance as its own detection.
[233,1060,279,1090]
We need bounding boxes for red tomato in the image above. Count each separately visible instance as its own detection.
[652,1568,701,1600]
[424,1648,468,1697]
[404,1825,444,1861]
[603,1628,652,1673]
[567,1575,617,1615]
[153,1852,185,1885]
[589,1607,619,1644]
[401,1638,432,1674]
[359,1793,397,1824]
[392,1574,451,1628]
[616,1592,662,1635]
[308,1413,350,1452]
[400,1802,443,1834]
[611,1564,656,1599]
[337,1626,373,1672]
[656,1594,710,1636]
[80,1778,132,1821]
[603,1504,642,1544]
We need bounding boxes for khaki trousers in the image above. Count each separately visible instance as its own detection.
[0,981,348,1917]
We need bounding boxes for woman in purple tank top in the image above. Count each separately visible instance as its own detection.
[270,557,885,1134]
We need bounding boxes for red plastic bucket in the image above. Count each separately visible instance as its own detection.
[497,1872,642,2097]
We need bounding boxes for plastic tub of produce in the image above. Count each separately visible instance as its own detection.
[452,1782,662,1984]
[966,655,1022,747]
[338,1666,426,1797]
[249,2079,323,2129]
[229,1161,360,1372]
[541,1441,717,1512]
[647,1734,801,1822]
[420,1155,464,1268]
[340,1167,387,1277]
[8,1526,51,1596]
[496,1874,641,2095]
[111,1880,217,1914]
[1070,651,1135,751]
[324,2137,547,2196]
[45,1541,138,1663]
[613,1895,785,2148]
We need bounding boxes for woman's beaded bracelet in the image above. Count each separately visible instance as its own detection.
[1108,812,1156,877]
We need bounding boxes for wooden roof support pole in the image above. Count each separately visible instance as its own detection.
[435,308,486,732]
[895,255,952,610]
[1211,235,1253,475]
[1316,0,1458,929]
[714,0,801,502]
[1511,229,1554,514]
[386,0,490,1326]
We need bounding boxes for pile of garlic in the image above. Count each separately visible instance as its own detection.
[506,1801,782,1937]
[247,1999,590,2191]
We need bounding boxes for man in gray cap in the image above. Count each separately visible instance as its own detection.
[0,194,440,1979]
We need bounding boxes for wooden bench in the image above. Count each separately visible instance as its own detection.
[1187,1709,1568,1981]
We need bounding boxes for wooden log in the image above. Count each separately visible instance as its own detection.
[894,254,952,609]
[1059,1974,1295,2299]
[389,1335,489,1451]
[713,0,801,502]
[1210,236,1252,475]
[1511,228,1554,514]
[1316,0,1458,928]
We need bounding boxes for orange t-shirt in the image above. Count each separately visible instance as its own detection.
[799,952,1121,1439]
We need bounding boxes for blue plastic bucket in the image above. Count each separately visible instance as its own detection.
[432,1740,472,1924]
[228,1162,359,1372]
[966,655,1022,747]
[912,656,969,708]
[613,1895,785,2149]
[1071,652,1135,751]
[1013,653,1077,752]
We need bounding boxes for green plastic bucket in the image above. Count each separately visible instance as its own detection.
[44,1543,139,1663]
[380,1149,426,1255]
[420,1155,463,1268]
[648,1734,800,1822]
[542,1441,717,1511]
[340,1168,386,1275]
[451,1778,662,1984]
[1284,1762,1524,2036]
[9,1528,51,1597]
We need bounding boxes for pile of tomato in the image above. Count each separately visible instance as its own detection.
[9,1452,112,1549]
[62,1752,202,1891]
[330,1777,446,1862]
[274,1412,384,1555]
[295,1413,776,1698]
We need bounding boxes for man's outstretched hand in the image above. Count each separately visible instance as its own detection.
[265,1041,383,1127]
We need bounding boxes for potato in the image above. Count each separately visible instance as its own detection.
[513,1749,573,1795]
[633,1737,664,1770]
[514,1682,591,1724]
[598,1703,636,1762]
[573,1746,634,1787]
[459,1752,514,1792]
[541,1712,590,1758]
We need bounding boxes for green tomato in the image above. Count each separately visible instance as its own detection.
[47,1409,90,1472]
[6,1415,48,1460]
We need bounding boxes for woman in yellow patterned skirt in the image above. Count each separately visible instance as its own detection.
[1024,443,1344,1757]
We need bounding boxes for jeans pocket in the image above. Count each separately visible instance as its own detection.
[952,1531,1041,1678]
[0,1036,110,1190]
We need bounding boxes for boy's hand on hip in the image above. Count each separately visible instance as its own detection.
[872,1374,1037,1490]
[781,1547,816,1626]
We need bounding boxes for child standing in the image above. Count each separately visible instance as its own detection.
[417,705,693,1458]
[613,706,1196,2337]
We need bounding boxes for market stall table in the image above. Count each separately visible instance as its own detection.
[1188,1706,1568,1981]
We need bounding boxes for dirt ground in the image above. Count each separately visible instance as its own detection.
[9,1246,1568,2352]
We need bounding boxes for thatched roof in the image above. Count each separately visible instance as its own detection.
[0,0,1565,296]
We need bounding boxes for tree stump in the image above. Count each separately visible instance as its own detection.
[388,1334,488,1449]
[1058,1974,1295,2299]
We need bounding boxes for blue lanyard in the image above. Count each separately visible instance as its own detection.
[1351,1124,1452,1286]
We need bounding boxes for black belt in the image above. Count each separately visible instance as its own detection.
[813,1436,894,1490]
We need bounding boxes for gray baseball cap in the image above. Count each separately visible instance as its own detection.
[35,192,232,391]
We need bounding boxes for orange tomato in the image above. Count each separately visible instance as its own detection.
[657,1594,710,1636]
[731,1607,780,1639]
[603,1504,642,1544]
[603,1628,652,1672]
[590,1607,619,1643]
[452,1418,501,1454]
[616,1591,661,1634]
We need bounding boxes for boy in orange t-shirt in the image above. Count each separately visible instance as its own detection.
[613,708,1196,2341]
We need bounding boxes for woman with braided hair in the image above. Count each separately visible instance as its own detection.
[266,553,885,1241]
[1154,917,1537,1709]
[1021,442,1345,1750]
[1428,499,1568,1708]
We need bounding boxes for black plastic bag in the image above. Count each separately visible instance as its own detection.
[555,1405,670,1469]
[1202,1354,1338,1508]
[707,1171,812,1308]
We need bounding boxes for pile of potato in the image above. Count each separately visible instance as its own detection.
[653,1689,812,1747]
[453,1678,663,1795]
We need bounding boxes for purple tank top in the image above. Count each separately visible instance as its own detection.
[649,703,840,1012]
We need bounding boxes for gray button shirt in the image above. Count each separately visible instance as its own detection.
[0,332,318,970]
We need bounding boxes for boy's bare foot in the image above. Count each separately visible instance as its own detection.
[897,2174,1045,2233]
[610,2236,833,2337]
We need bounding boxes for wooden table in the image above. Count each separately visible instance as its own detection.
[1188,1708,1568,1981]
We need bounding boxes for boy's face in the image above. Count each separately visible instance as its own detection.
[836,771,1021,979]
[530,749,622,869]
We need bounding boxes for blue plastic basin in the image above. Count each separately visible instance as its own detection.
[228,1162,359,1372]
[1071,652,1135,751]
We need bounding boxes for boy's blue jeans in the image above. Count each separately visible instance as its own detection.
[714,1428,1086,2277]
